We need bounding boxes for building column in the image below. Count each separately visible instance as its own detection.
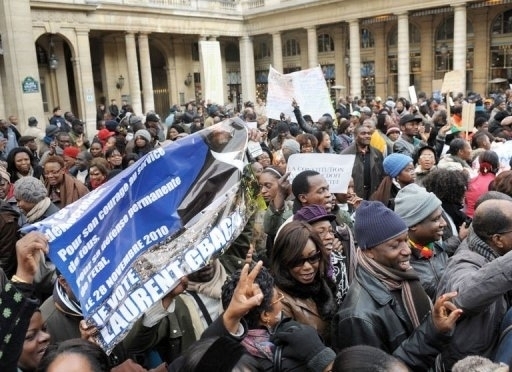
[125,32,142,115]
[471,8,488,95]
[0,0,45,131]
[373,23,387,100]
[452,3,467,94]
[397,12,410,99]
[419,17,434,96]
[138,33,154,114]
[306,26,318,68]
[74,29,97,139]
[239,35,256,104]
[272,32,283,73]
[348,19,361,98]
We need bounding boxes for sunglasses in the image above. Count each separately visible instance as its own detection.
[290,251,322,268]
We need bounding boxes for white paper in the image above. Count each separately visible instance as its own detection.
[286,153,356,193]
[408,86,417,105]
[266,66,335,123]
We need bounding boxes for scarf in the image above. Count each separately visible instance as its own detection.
[467,228,500,262]
[278,274,336,320]
[356,248,432,328]
[16,167,34,180]
[241,328,275,360]
[186,259,227,299]
[53,280,82,318]
[26,197,51,223]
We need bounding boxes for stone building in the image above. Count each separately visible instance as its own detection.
[1,0,512,136]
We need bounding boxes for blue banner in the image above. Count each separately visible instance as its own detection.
[25,120,253,352]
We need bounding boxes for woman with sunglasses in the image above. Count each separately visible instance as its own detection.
[270,221,337,345]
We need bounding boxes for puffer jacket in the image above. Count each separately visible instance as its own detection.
[332,265,451,371]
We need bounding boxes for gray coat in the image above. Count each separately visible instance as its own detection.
[436,236,512,369]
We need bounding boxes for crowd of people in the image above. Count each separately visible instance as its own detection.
[3,89,512,372]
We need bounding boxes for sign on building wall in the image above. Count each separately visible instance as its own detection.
[22,76,39,93]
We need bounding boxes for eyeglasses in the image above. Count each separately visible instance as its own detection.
[291,251,322,268]
[317,228,334,238]
[271,292,285,305]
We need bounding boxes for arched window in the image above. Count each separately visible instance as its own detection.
[436,17,454,41]
[492,9,512,34]
[361,28,374,48]
[255,42,271,60]
[225,43,240,62]
[318,33,334,53]
[283,39,300,57]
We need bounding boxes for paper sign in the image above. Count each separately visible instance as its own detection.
[461,102,475,134]
[286,153,356,193]
[409,86,418,105]
[266,65,335,123]
[441,70,464,94]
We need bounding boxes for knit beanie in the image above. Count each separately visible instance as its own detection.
[355,200,408,249]
[383,153,413,178]
[14,176,47,204]
[394,183,442,227]
[282,139,300,154]
[135,129,151,142]
[294,204,336,224]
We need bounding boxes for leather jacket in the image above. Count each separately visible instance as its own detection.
[410,241,448,300]
[332,266,450,371]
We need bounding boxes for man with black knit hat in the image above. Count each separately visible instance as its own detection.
[332,200,462,371]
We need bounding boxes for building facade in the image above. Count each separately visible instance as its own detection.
[1,0,512,136]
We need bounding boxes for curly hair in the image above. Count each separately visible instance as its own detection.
[221,263,275,329]
[423,168,468,204]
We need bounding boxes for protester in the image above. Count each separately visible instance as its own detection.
[371,153,415,209]
[342,125,384,200]
[6,147,43,183]
[43,155,89,208]
[394,183,448,299]
[465,150,500,218]
[271,221,336,343]
[437,199,512,369]
[413,145,438,187]
[332,200,462,371]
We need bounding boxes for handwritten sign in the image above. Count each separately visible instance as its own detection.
[441,70,464,94]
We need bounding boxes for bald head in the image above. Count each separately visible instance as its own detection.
[473,199,512,254]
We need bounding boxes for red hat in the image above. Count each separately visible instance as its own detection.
[63,146,80,159]
[97,128,115,142]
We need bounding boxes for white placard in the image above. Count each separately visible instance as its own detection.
[286,153,356,193]
[408,86,418,105]
[199,41,224,105]
[266,66,335,123]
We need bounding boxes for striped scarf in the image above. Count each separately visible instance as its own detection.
[356,248,432,328]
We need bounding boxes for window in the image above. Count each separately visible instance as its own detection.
[492,10,512,35]
[191,43,199,61]
[225,43,240,62]
[255,42,271,60]
[361,29,374,48]
[388,24,421,47]
[283,39,300,57]
[318,34,334,53]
